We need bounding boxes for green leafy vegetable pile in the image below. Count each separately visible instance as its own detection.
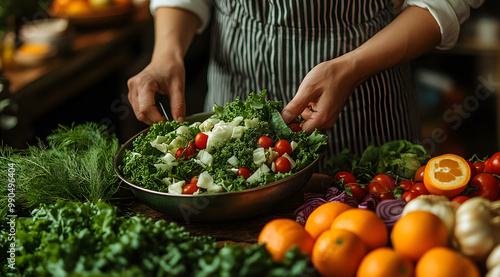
[120,91,328,193]
[0,201,313,277]
[0,122,124,218]
[325,140,431,182]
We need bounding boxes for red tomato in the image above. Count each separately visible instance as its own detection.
[485,152,500,175]
[237,167,252,180]
[451,195,470,205]
[275,157,291,173]
[190,176,198,185]
[414,165,426,182]
[467,160,479,179]
[289,123,302,133]
[402,190,421,203]
[345,183,367,203]
[175,147,185,159]
[275,139,292,156]
[467,173,500,201]
[379,191,395,200]
[333,171,357,184]
[183,141,197,159]
[182,183,199,194]
[257,135,273,149]
[372,174,396,191]
[397,180,414,191]
[368,181,389,195]
[473,162,485,174]
[411,183,430,195]
[195,133,209,149]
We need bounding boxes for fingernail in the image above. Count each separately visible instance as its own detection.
[281,109,293,123]
[177,116,185,123]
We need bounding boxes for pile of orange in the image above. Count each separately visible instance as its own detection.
[258,200,481,277]
[51,0,133,15]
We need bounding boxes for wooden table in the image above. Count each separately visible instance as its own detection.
[132,174,333,244]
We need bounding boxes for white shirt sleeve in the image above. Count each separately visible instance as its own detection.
[150,0,213,34]
[405,0,485,49]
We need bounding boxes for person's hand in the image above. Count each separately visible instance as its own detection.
[281,56,357,134]
[127,56,186,125]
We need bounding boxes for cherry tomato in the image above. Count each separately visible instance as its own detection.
[275,157,292,173]
[402,190,421,203]
[257,135,273,149]
[237,167,252,180]
[372,174,396,191]
[379,191,395,200]
[397,180,414,191]
[368,181,390,195]
[195,133,209,149]
[182,183,199,194]
[473,161,485,174]
[333,171,357,184]
[484,152,500,175]
[414,165,426,182]
[289,123,302,133]
[411,183,430,195]
[183,141,197,160]
[345,183,367,203]
[275,139,292,156]
[467,173,500,201]
[175,147,185,159]
[467,160,479,179]
[190,176,198,185]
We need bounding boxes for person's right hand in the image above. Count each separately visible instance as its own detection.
[127,55,187,125]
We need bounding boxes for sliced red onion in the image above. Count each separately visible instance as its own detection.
[325,186,341,200]
[293,197,326,225]
[358,193,381,210]
[326,191,358,208]
[375,197,407,230]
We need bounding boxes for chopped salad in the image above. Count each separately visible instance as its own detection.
[120,91,328,195]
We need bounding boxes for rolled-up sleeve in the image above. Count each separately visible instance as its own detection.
[150,0,213,34]
[405,0,485,49]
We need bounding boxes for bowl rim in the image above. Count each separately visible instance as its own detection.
[113,113,325,198]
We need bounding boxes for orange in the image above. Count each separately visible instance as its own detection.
[423,154,471,198]
[305,201,354,240]
[356,247,414,277]
[415,247,480,277]
[258,218,314,261]
[330,208,388,251]
[312,229,367,277]
[391,211,448,262]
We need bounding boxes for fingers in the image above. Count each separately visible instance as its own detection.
[281,88,316,124]
[168,77,186,123]
[128,76,164,125]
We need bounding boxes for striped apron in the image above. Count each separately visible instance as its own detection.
[203,0,422,169]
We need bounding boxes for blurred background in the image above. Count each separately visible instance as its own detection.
[0,0,498,159]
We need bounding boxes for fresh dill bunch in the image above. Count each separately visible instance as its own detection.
[0,122,126,218]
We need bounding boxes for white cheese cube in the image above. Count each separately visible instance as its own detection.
[197,171,213,189]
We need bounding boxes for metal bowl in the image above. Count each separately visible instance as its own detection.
[114,113,324,223]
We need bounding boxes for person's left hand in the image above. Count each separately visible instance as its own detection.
[281,56,358,134]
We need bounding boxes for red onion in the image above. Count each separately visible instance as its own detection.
[358,193,381,210]
[375,197,406,230]
[293,196,326,225]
